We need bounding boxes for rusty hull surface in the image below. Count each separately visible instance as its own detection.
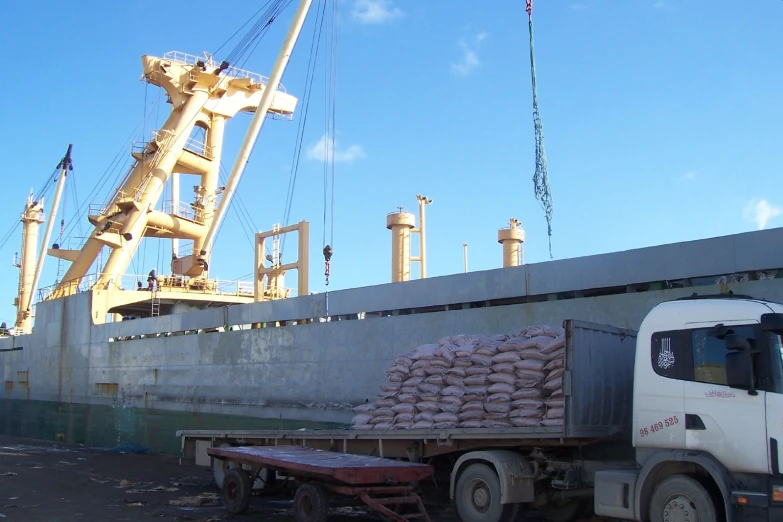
[208,445,434,485]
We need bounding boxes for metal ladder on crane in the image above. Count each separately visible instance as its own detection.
[150,291,161,317]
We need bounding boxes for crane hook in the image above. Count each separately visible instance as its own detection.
[323,245,333,286]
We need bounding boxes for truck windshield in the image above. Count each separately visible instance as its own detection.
[768,333,783,394]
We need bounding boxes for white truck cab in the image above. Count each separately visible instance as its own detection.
[595,294,783,522]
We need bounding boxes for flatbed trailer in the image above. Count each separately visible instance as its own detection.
[178,320,638,522]
[208,445,433,521]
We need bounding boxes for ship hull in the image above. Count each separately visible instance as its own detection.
[3,228,782,455]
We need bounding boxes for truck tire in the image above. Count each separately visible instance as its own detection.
[455,463,520,522]
[293,483,329,522]
[649,474,718,522]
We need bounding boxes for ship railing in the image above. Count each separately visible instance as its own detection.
[37,275,95,302]
[183,134,213,159]
[151,275,255,297]
[163,200,205,224]
[88,203,110,217]
[37,272,256,302]
[105,273,256,297]
[51,236,89,252]
[163,50,217,69]
[132,130,214,161]
[174,242,194,258]
[162,50,285,93]
[88,189,136,217]
[130,137,154,156]
[261,283,293,300]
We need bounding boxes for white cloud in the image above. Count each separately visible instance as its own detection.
[451,32,487,77]
[743,199,782,230]
[306,133,366,163]
[351,0,403,24]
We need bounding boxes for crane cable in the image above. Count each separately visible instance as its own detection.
[322,0,338,287]
[213,0,290,70]
[526,0,554,258]
[279,0,338,291]
[281,0,328,242]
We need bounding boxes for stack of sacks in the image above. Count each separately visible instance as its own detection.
[351,325,567,430]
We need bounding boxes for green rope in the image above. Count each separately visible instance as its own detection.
[528,11,554,258]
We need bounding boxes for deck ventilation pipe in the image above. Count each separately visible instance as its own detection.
[386,195,432,283]
[386,208,415,283]
[498,218,525,267]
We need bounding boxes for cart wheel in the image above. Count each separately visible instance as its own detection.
[293,483,329,522]
[223,468,252,514]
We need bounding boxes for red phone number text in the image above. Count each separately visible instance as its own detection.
[639,415,679,438]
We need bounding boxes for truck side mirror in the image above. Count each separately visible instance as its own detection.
[725,352,753,389]
[724,333,751,351]
[724,335,758,396]
[761,313,783,334]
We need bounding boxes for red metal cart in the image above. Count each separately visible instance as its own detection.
[207,445,434,522]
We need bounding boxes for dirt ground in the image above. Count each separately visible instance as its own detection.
[0,435,457,522]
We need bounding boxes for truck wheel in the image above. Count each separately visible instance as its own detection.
[649,474,717,522]
[293,483,329,522]
[455,463,520,522]
[222,468,252,514]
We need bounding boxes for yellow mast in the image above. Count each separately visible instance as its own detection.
[14,194,44,333]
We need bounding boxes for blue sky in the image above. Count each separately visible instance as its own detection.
[0,0,780,325]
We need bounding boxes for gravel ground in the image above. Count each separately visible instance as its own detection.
[0,435,457,522]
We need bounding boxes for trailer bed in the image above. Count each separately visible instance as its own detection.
[208,445,433,484]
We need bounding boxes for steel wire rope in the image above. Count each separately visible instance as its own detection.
[327,0,338,252]
[216,164,257,253]
[59,92,164,242]
[212,0,276,58]
[279,0,328,257]
[226,0,290,71]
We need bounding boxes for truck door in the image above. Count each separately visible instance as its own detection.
[764,332,783,475]
[767,392,783,474]
[682,322,769,474]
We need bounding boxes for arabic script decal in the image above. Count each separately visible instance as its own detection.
[705,390,735,398]
[657,337,675,370]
